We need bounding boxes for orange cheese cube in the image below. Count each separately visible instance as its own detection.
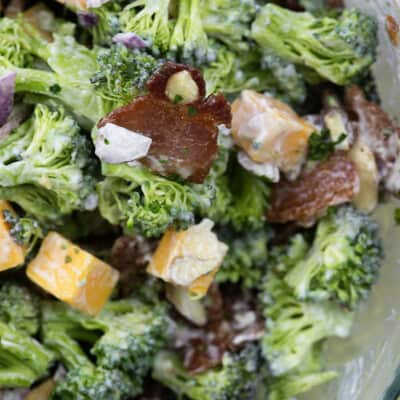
[27,232,119,315]
[232,90,315,179]
[148,219,228,297]
[0,200,26,271]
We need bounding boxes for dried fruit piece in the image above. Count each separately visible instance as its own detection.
[267,153,359,225]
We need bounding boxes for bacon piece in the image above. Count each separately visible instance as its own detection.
[99,62,231,183]
[345,86,400,182]
[267,152,359,225]
[173,285,264,375]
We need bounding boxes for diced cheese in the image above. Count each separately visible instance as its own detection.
[147,219,228,297]
[27,232,119,315]
[232,90,314,179]
[0,200,26,271]
[95,123,152,164]
[165,70,200,104]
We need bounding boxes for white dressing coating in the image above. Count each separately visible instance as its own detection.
[238,151,280,182]
[95,123,152,164]
[86,0,109,8]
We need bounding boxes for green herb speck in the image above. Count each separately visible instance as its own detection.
[173,94,183,104]
[49,84,62,94]
[65,255,72,263]
[188,106,198,116]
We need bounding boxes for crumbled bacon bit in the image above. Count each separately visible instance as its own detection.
[267,152,359,226]
[99,62,231,183]
[345,85,400,183]
[173,285,264,374]
[386,15,400,47]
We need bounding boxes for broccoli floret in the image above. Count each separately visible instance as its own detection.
[153,344,261,400]
[0,321,53,389]
[0,282,40,335]
[90,44,160,106]
[284,206,383,308]
[0,19,113,126]
[52,366,136,400]
[203,45,306,104]
[42,295,169,398]
[260,273,353,376]
[251,5,378,85]
[198,156,270,231]
[120,0,172,54]
[216,227,269,288]
[97,163,203,237]
[2,210,43,254]
[268,343,337,400]
[200,0,257,52]
[169,0,210,63]
[0,104,97,222]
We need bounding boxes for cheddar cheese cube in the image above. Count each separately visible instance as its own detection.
[147,219,228,297]
[27,232,119,315]
[0,200,26,271]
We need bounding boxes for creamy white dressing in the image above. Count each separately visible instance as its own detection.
[95,123,152,164]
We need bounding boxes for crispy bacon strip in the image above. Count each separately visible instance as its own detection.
[99,62,231,183]
[267,152,359,225]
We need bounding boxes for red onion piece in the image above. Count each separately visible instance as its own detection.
[77,11,99,28]
[0,72,16,126]
[112,32,148,49]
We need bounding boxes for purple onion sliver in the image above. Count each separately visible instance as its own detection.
[0,104,31,140]
[0,72,16,126]
[77,12,99,28]
[112,33,148,50]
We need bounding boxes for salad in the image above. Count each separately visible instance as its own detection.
[0,0,397,399]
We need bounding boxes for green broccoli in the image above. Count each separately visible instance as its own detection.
[0,19,113,125]
[260,272,353,376]
[285,206,383,308]
[42,295,169,398]
[0,321,53,388]
[268,343,337,400]
[203,45,306,104]
[216,227,269,288]
[200,0,257,52]
[153,344,261,400]
[251,4,378,85]
[90,44,160,106]
[0,104,98,222]
[120,0,172,54]
[97,163,203,237]
[0,283,52,388]
[169,0,210,63]
[0,282,39,335]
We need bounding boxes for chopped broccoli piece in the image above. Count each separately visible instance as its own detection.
[203,45,306,104]
[52,366,136,400]
[0,321,53,388]
[198,156,270,231]
[200,0,256,52]
[120,0,172,54]
[260,273,353,376]
[90,44,160,106]
[169,0,210,63]
[0,19,113,126]
[97,163,203,237]
[0,104,98,222]
[2,209,43,253]
[0,282,40,335]
[251,5,378,85]
[153,344,261,400]
[269,343,337,400]
[216,227,269,288]
[285,206,383,308]
[42,294,169,398]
